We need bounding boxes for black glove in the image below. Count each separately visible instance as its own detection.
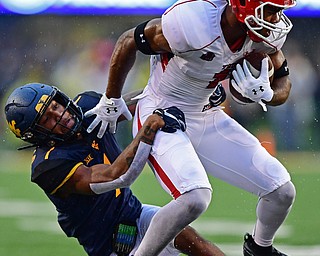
[209,83,226,107]
[153,106,186,133]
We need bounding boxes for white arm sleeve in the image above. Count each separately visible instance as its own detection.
[89,142,152,194]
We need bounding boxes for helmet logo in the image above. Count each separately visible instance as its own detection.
[35,95,49,113]
[7,120,21,137]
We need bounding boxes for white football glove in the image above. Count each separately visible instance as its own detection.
[231,57,274,111]
[84,93,132,138]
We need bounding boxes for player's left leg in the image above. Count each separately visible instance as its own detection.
[254,181,296,246]
[241,181,295,256]
[243,181,295,255]
[186,109,295,254]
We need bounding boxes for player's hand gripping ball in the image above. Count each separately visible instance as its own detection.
[153,106,186,133]
[229,52,274,109]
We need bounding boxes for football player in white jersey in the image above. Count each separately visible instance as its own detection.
[85,0,297,255]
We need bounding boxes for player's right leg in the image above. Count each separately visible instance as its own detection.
[133,204,225,256]
[132,97,213,256]
[131,204,181,256]
[135,188,211,256]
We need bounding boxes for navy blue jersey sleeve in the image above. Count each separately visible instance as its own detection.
[31,142,89,195]
[32,158,81,194]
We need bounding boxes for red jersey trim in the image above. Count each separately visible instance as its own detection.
[137,106,181,199]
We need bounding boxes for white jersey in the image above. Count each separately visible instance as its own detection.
[131,0,294,216]
[132,0,291,198]
[131,1,293,251]
[147,0,286,110]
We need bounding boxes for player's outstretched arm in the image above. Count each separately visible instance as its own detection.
[89,106,187,194]
[84,18,171,138]
[56,106,186,196]
[62,113,163,196]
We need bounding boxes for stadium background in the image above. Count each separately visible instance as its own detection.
[0,1,319,255]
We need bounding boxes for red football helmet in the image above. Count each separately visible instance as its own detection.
[228,0,296,43]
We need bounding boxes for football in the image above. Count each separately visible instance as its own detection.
[229,52,274,104]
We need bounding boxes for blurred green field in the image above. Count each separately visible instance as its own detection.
[0,149,319,255]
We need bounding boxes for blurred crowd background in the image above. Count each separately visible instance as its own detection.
[0,13,319,153]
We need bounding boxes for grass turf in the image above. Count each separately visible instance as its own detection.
[0,150,319,255]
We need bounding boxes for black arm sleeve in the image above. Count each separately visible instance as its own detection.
[274,59,289,79]
[134,20,158,55]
